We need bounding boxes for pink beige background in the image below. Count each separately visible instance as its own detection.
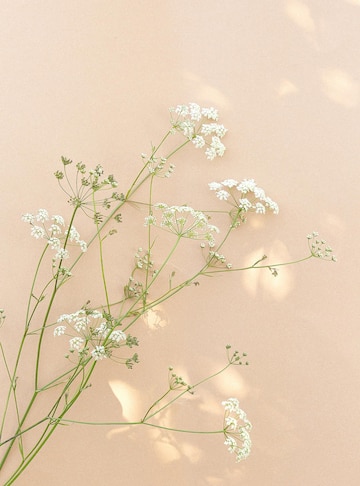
[1,1,360,485]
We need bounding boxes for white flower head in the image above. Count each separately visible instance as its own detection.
[48,237,61,250]
[91,345,107,361]
[144,215,157,227]
[307,232,337,261]
[30,226,46,239]
[222,398,252,462]
[36,209,49,223]
[216,190,230,201]
[109,330,127,343]
[69,336,84,351]
[52,215,65,226]
[201,107,219,120]
[209,178,279,222]
[54,325,66,336]
[21,213,35,223]
[55,248,69,260]
[170,103,227,160]
[154,203,219,245]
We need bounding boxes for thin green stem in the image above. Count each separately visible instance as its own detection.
[51,418,224,435]
[92,190,110,313]
[144,362,232,422]
[203,254,314,275]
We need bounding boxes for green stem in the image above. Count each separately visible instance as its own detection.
[0,207,79,470]
[92,190,110,313]
[50,418,224,435]
[203,254,314,275]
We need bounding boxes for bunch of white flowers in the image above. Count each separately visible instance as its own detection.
[222,398,252,462]
[307,232,337,261]
[21,209,87,259]
[209,178,279,216]
[153,203,219,247]
[170,102,227,160]
[54,309,127,361]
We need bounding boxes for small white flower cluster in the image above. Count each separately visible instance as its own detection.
[307,232,337,261]
[21,209,87,259]
[209,178,279,217]
[222,398,252,462]
[205,250,233,269]
[134,247,154,271]
[142,153,176,179]
[153,203,219,246]
[54,309,126,361]
[170,103,227,160]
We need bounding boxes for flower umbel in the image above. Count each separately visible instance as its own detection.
[154,203,219,246]
[169,103,227,160]
[307,232,337,261]
[54,309,131,364]
[222,398,252,462]
[209,178,279,225]
[22,209,87,259]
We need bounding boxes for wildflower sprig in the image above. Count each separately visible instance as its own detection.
[222,397,252,462]
[44,349,249,465]
[170,103,227,160]
[209,178,279,226]
[55,158,123,223]
[0,103,336,484]
[307,231,337,261]
[21,209,87,260]
[152,203,219,246]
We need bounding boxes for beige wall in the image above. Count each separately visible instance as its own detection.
[1,1,359,485]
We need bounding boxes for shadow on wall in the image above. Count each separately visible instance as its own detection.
[283,0,359,108]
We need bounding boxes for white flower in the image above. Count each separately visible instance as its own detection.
[31,226,46,239]
[189,102,202,121]
[214,124,228,138]
[21,213,35,223]
[201,123,227,138]
[109,330,127,342]
[93,322,108,337]
[73,315,90,332]
[170,103,227,160]
[79,240,87,252]
[69,337,84,350]
[54,325,66,336]
[201,107,219,120]
[179,120,195,138]
[174,104,189,117]
[255,202,266,214]
[67,226,80,242]
[48,237,61,250]
[49,224,62,235]
[55,248,69,260]
[222,398,252,462]
[192,135,205,148]
[205,147,216,161]
[91,345,107,361]
[222,179,239,188]
[237,179,257,194]
[307,233,337,261]
[210,178,279,218]
[155,203,218,245]
[51,215,65,226]
[239,198,252,211]
[144,215,157,226]
[208,182,223,191]
[36,209,49,223]
[216,190,230,201]
[206,136,226,160]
